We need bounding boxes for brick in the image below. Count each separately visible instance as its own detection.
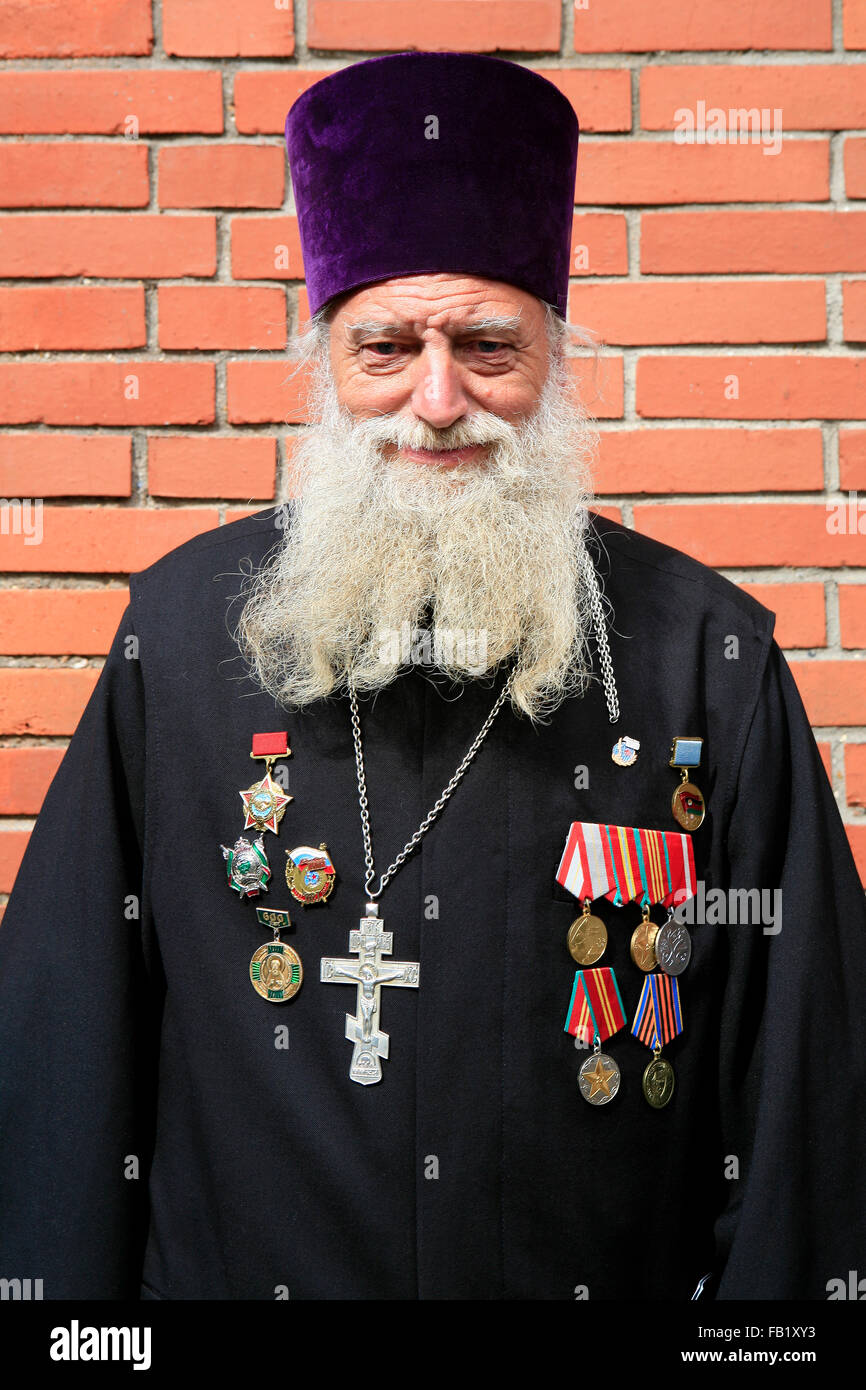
[594,428,823,494]
[0,143,148,208]
[788,659,866,727]
[569,215,629,276]
[0,830,28,893]
[567,280,825,346]
[0,286,146,351]
[159,146,284,209]
[163,0,294,56]
[846,743,866,805]
[840,585,866,648]
[641,211,866,274]
[816,740,833,784]
[227,361,314,425]
[575,140,828,205]
[843,281,866,342]
[847,824,866,884]
[636,356,866,421]
[845,138,866,196]
[632,503,866,567]
[0,0,152,57]
[0,507,219,573]
[570,357,624,420]
[573,0,831,51]
[158,286,286,350]
[0,363,214,426]
[149,437,277,499]
[840,430,866,490]
[537,70,632,133]
[235,69,333,135]
[0,589,129,654]
[845,0,866,47]
[641,65,866,132]
[230,217,305,280]
[0,214,216,279]
[0,747,65,813]
[0,669,98,735]
[0,435,131,497]
[737,583,826,648]
[307,1,561,51]
[0,70,223,135]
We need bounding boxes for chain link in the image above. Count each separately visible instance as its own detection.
[581,550,620,724]
[349,551,620,900]
[350,671,515,900]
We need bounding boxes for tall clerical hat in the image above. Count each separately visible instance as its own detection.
[284,52,579,319]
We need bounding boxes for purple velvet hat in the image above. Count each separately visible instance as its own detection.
[284,52,579,318]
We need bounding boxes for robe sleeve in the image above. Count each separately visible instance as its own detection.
[711,639,866,1299]
[0,609,161,1299]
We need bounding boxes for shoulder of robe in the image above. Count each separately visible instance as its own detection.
[585,509,776,643]
[130,507,284,600]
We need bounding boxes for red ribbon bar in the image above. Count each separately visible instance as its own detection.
[251,732,289,757]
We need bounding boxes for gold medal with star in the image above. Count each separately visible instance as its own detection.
[240,732,292,834]
[563,966,627,1106]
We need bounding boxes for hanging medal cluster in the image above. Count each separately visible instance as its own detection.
[220,732,337,1003]
[556,820,697,1109]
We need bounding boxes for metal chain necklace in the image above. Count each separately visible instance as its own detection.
[319,552,621,1086]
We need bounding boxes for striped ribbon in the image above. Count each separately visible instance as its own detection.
[563,967,626,1047]
[631,972,684,1049]
[556,822,695,909]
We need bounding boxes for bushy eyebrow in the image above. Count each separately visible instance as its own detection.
[344,313,524,344]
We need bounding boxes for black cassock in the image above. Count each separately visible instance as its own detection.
[1,510,864,1301]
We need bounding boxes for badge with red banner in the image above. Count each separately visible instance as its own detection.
[240,732,293,835]
[564,966,627,1105]
[631,971,683,1109]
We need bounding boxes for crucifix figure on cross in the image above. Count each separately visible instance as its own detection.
[320,904,420,1085]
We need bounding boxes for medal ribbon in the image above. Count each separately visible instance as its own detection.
[631,972,683,1049]
[556,822,695,909]
[563,967,626,1047]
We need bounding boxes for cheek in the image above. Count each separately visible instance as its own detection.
[336,362,414,416]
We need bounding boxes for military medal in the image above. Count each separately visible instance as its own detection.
[632,972,683,1109]
[564,967,627,1105]
[240,732,292,835]
[654,910,692,976]
[285,843,336,904]
[611,735,640,767]
[630,903,660,972]
[222,834,271,898]
[567,898,608,965]
[249,907,302,1002]
[669,736,706,832]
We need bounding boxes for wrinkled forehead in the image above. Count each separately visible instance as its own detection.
[326,273,550,346]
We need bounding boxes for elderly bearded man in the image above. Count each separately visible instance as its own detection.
[0,52,864,1304]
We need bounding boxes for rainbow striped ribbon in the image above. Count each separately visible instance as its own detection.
[631,972,684,1049]
[556,821,696,909]
[563,967,626,1047]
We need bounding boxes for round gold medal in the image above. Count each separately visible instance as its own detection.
[250,941,303,1002]
[285,843,336,904]
[630,920,660,972]
[567,911,608,965]
[672,780,705,832]
[642,1055,675,1109]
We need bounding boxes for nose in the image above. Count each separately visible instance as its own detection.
[409,348,470,429]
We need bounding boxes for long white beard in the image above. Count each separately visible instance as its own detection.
[236,355,599,721]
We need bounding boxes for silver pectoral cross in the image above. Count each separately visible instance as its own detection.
[320,904,420,1085]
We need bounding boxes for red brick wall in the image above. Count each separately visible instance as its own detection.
[1,0,865,903]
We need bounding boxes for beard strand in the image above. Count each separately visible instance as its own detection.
[235,354,599,722]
